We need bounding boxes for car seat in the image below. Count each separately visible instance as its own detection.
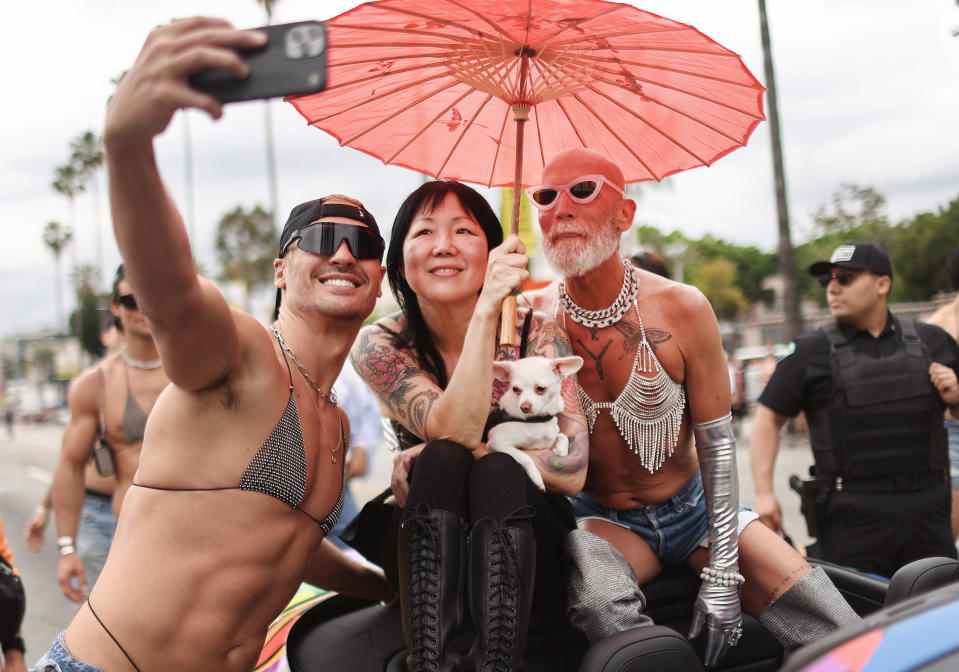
[884,556,959,606]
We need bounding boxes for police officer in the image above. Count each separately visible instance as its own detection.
[750,242,959,578]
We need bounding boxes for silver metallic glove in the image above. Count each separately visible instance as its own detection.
[688,413,743,668]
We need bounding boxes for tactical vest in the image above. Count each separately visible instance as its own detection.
[808,316,948,478]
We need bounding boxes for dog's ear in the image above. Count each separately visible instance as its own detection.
[553,356,584,378]
[492,360,513,380]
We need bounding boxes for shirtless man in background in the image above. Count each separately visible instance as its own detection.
[52,264,168,602]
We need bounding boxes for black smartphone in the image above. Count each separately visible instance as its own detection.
[189,21,327,103]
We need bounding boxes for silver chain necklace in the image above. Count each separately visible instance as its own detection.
[558,259,638,329]
[271,325,338,405]
[120,346,162,370]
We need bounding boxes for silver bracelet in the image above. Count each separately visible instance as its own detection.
[700,565,745,587]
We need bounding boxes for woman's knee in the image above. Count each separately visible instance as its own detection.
[416,439,474,472]
[470,451,526,489]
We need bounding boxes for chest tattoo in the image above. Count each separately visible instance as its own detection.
[576,338,613,380]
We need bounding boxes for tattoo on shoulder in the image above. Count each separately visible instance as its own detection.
[354,332,420,416]
[526,313,573,357]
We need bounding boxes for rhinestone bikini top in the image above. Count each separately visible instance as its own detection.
[559,271,687,473]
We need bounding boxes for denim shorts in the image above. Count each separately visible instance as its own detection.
[571,473,758,566]
[32,632,104,672]
[946,418,959,489]
[76,492,116,587]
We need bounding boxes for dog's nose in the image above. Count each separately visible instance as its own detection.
[520,402,532,413]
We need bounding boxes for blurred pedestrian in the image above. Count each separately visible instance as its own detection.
[328,360,382,551]
[751,242,959,578]
[925,248,959,540]
[628,248,671,278]
[50,264,166,603]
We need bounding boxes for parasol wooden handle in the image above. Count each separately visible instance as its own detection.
[500,296,518,346]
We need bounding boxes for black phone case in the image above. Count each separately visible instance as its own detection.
[189,21,327,103]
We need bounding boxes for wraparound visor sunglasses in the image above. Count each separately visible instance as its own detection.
[283,221,385,261]
[525,174,626,211]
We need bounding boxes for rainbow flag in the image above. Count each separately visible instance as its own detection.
[254,583,333,672]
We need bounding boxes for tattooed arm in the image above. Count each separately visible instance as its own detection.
[514,311,590,496]
[350,311,495,449]
[351,237,528,448]
[350,318,442,443]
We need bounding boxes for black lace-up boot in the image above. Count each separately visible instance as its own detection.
[398,503,467,672]
[468,515,536,672]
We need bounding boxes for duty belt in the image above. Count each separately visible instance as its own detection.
[826,469,947,493]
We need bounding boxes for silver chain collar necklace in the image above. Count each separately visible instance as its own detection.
[558,259,638,329]
[120,346,162,370]
[271,325,338,405]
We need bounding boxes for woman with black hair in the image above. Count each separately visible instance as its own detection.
[351,180,588,671]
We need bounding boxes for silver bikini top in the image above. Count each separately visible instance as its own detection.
[575,300,687,473]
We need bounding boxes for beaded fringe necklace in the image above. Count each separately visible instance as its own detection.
[559,263,687,473]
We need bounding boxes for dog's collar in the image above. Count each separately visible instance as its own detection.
[482,409,554,442]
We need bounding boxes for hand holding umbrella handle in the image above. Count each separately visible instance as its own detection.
[500,296,518,346]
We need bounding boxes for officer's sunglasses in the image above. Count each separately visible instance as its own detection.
[525,174,626,211]
[284,221,384,261]
[115,294,139,310]
[817,269,859,288]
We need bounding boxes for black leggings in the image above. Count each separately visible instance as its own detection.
[398,440,575,611]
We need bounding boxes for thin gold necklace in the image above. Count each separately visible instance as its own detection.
[294,366,342,465]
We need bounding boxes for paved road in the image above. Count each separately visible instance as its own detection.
[0,414,818,662]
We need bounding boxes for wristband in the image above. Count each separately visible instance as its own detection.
[58,544,77,557]
[1,634,25,654]
[57,535,75,549]
[700,565,746,587]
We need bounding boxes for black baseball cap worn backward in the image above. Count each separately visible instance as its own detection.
[808,242,893,280]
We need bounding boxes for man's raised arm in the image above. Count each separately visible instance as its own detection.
[103,18,267,391]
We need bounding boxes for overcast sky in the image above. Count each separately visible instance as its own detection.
[2,0,957,337]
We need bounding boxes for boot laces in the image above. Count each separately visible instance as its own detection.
[480,505,535,671]
[403,503,443,670]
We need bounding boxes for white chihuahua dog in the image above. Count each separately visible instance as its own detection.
[487,355,583,490]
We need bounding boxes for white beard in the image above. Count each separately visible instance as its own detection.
[542,214,621,278]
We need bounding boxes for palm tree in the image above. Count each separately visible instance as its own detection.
[70,130,105,282]
[758,0,803,340]
[42,220,73,332]
[52,163,84,274]
[257,0,281,230]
